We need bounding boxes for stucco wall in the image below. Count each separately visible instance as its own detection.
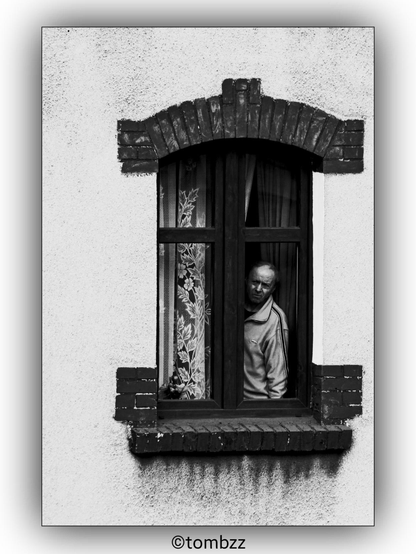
[42,27,373,525]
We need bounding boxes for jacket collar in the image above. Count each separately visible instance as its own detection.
[245,296,273,323]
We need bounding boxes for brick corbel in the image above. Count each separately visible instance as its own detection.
[115,367,157,428]
[312,364,363,424]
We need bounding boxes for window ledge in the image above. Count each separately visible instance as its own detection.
[128,416,352,455]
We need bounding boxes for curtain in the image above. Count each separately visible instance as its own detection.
[246,157,298,367]
[158,156,212,399]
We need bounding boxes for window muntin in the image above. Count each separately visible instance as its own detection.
[157,140,312,416]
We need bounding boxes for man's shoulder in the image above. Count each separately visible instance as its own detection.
[270,301,288,329]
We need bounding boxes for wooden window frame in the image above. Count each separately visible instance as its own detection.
[157,139,313,420]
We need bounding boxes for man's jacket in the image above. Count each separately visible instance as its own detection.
[244,296,289,399]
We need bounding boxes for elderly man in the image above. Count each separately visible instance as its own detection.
[244,261,289,399]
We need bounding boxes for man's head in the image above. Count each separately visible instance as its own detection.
[245,262,279,310]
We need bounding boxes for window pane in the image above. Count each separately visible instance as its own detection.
[245,157,298,227]
[158,243,213,399]
[244,243,298,398]
[159,154,214,228]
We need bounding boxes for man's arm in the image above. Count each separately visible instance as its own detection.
[263,322,289,398]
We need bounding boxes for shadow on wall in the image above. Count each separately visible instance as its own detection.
[133,451,346,489]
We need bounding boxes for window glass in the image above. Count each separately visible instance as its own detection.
[158,243,213,399]
[245,243,298,325]
[159,155,214,228]
[244,242,298,397]
[245,157,299,227]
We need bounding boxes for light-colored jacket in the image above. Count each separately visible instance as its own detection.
[244,296,289,399]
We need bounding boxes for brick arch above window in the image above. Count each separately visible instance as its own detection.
[117,78,364,175]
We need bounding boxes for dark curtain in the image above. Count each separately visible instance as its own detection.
[245,156,298,378]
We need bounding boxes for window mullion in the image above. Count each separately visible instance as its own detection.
[223,151,240,409]
[212,154,224,404]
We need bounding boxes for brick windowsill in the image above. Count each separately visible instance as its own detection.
[129,416,352,455]
[116,365,361,455]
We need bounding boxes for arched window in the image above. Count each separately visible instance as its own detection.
[116,79,365,451]
[157,139,312,418]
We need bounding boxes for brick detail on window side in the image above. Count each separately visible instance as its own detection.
[312,364,363,424]
[117,79,365,175]
[320,120,364,173]
[115,367,157,428]
[114,366,357,454]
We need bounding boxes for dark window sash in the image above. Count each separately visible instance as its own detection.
[157,144,313,415]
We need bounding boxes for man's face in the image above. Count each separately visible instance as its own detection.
[246,266,276,307]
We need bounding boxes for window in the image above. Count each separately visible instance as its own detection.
[116,81,364,452]
[157,138,313,419]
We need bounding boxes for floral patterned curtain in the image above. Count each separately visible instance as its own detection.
[158,155,212,400]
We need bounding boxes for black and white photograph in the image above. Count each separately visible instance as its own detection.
[4,6,415,552]
[41,26,374,526]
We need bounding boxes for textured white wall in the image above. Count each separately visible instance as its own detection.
[42,27,373,525]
